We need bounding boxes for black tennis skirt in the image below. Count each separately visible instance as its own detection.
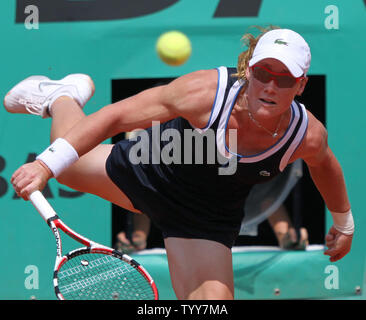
[105,139,247,249]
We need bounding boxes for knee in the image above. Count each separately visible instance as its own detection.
[55,175,65,185]
[55,170,75,188]
[189,282,234,300]
[175,280,234,300]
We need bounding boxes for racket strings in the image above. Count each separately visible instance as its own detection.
[57,253,155,300]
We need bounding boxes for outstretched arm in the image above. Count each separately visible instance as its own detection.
[11,69,217,199]
[62,69,217,157]
[299,112,353,262]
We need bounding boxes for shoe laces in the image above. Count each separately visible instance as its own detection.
[18,96,48,116]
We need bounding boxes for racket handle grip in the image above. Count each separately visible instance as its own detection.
[29,190,57,223]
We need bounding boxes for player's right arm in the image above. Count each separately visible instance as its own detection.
[63,69,217,157]
[11,69,218,199]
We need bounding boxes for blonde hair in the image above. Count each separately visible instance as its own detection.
[232,25,280,82]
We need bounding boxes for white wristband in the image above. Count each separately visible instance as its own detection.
[36,138,79,178]
[330,209,354,235]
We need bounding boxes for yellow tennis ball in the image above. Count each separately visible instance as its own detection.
[156,31,192,66]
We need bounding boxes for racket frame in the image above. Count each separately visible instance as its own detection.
[29,190,158,300]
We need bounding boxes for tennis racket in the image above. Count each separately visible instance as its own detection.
[29,190,159,300]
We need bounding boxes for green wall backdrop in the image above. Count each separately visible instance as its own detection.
[0,0,365,299]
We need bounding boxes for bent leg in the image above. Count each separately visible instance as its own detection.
[164,238,234,300]
[50,96,141,213]
[57,144,140,213]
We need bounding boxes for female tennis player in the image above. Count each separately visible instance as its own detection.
[5,27,354,300]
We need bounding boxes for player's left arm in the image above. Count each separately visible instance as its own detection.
[297,111,353,262]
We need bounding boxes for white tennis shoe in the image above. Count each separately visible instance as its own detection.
[4,74,95,118]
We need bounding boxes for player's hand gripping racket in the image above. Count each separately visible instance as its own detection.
[29,190,159,300]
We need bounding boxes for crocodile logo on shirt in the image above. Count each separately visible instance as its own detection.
[259,170,271,177]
